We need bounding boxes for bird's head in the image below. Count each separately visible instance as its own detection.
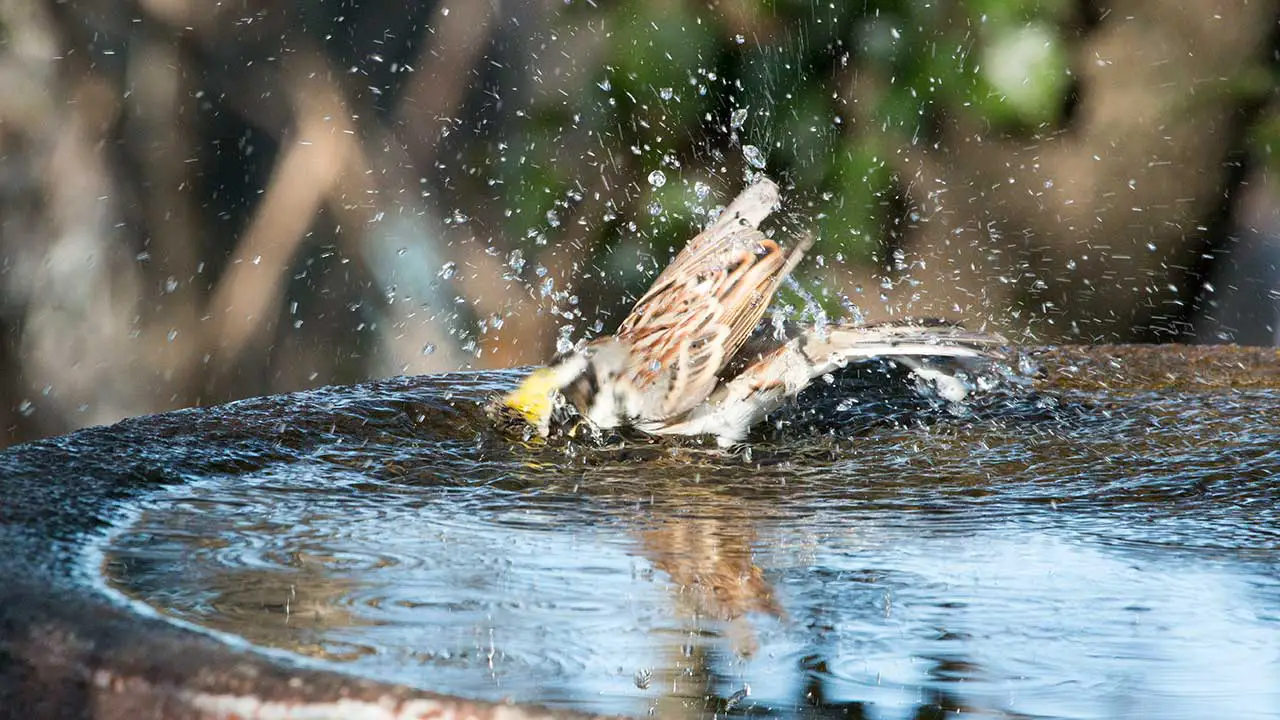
[499,340,631,435]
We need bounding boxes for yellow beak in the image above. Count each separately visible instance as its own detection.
[502,368,559,427]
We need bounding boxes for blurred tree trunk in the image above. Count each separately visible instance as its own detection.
[887,0,1278,342]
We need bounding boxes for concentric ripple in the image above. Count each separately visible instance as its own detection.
[103,386,1280,719]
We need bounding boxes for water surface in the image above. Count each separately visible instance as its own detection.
[103,367,1280,719]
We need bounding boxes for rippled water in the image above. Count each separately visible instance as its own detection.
[102,372,1280,719]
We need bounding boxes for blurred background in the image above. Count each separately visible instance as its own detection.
[1,0,1278,447]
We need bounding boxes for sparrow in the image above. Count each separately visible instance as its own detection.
[499,177,1004,447]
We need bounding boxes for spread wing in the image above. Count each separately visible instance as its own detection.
[615,177,813,419]
[725,321,1007,399]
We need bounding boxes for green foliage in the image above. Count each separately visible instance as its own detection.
[607,2,718,139]
[1247,108,1280,175]
[503,0,1080,265]
[815,140,892,263]
[494,126,574,249]
[973,20,1070,127]
[966,0,1074,25]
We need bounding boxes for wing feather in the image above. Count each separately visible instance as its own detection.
[612,178,811,419]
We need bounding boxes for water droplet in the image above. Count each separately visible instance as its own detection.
[647,201,663,216]
[508,249,525,274]
[658,87,674,100]
[422,343,436,356]
[647,170,666,188]
[597,78,611,92]
[634,668,652,690]
[1066,258,1077,270]
[693,181,711,201]
[730,107,748,129]
[742,144,766,169]
[555,325,575,355]
[734,34,746,45]
[726,685,750,709]
[892,248,907,271]
[163,276,179,293]
[546,209,561,227]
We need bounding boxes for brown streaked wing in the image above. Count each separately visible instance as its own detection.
[616,226,811,419]
[713,232,813,364]
[610,178,804,420]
